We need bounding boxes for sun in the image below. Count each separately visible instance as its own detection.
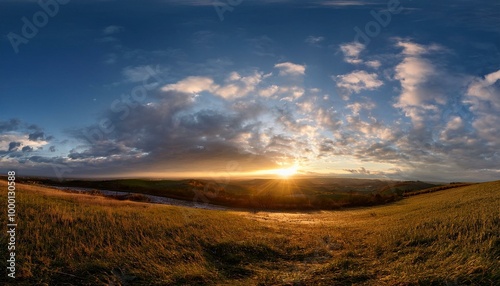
[274,166,298,178]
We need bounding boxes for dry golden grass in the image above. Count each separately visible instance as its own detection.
[0,180,499,285]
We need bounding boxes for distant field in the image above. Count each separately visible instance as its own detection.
[14,177,443,210]
[0,179,498,285]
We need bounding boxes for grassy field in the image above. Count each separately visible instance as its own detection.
[0,180,499,285]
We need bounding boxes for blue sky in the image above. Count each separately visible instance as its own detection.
[1,0,499,181]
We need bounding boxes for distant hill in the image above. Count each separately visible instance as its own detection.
[9,176,446,210]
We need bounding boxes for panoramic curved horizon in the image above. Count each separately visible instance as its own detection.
[1,0,499,182]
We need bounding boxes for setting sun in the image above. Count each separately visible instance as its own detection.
[274,166,298,178]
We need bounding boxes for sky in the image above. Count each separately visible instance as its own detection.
[1,0,499,182]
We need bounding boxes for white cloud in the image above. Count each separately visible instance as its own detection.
[103,25,124,35]
[278,86,305,101]
[321,1,370,7]
[309,88,321,93]
[227,71,241,81]
[239,71,263,87]
[259,85,279,97]
[340,42,365,64]
[465,69,500,143]
[471,113,500,143]
[365,60,381,69]
[466,69,500,109]
[161,71,264,99]
[395,40,444,56]
[346,101,376,116]
[305,36,325,46]
[335,70,383,98]
[122,65,160,83]
[446,116,464,131]
[0,133,48,152]
[345,115,395,141]
[396,41,426,56]
[161,76,216,94]
[439,116,466,143]
[258,84,305,100]
[297,101,315,113]
[214,71,264,99]
[392,41,450,128]
[340,42,381,68]
[394,57,436,106]
[274,62,306,76]
[215,84,240,98]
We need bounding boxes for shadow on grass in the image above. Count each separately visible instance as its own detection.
[202,241,282,279]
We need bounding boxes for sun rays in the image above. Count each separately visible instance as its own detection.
[274,166,298,179]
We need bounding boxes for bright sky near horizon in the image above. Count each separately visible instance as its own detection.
[1,0,499,181]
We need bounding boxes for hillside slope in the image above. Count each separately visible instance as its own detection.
[0,180,498,285]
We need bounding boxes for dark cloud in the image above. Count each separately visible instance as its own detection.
[0,119,21,132]
[319,139,335,153]
[8,142,21,152]
[28,131,45,141]
[266,135,294,151]
[61,91,279,175]
[358,142,406,163]
[0,119,55,168]
[344,167,370,175]
[28,156,62,164]
[27,124,42,131]
[22,146,33,152]
[68,141,140,160]
[49,146,56,152]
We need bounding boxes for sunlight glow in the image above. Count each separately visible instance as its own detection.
[274,166,298,178]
